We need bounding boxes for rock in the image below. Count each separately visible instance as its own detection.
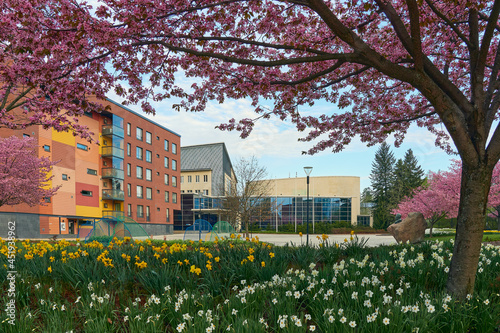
[387,212,426,244]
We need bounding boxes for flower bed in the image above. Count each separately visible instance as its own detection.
[1,236,499,332]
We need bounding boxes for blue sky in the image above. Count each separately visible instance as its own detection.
[106,91,456,191]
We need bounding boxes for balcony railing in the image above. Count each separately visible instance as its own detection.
[102,124,124,138]
[102,189,125,201]
[102,210,125,220]
[102,168,124,179]
[102,146,124,159]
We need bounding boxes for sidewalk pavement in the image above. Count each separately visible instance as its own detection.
[151,232,398,247]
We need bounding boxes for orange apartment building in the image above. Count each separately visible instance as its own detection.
[0,98,181,238]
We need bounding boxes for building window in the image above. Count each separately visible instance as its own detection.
[44,197,51,203]
[164,157,169,168]
[87,168,97,175]
[137,205,144,218]
[127,163,131,177]
[172,192,177,204]
[196,175,200,183]
[172,143,177,154]
[136,127,143,141]
[187,190,192,193]
[77,143,88,151]
[137,185,143,199]
[156,136,160,140]
[62,174,68,181]
[127,123,131,136]
[146,150,152,163]
[172,176,177,187]
[84,111,93,118]
[164,191,169,202]
[188,176,192,183]
[195,189,200,194]
[23,133,30,138]
[180,176,184,184]
[127,183,131,197]
[146,131,152,144]
[103,181,108,187]
[127,204,132,217]
[146,169,152,181]
[172,159,177,171]
[164,139,169,151]
[136,146,143,160]
[204,175,208,182]
[81,190,93,197]
[146,187,152,200]
[203,189,209,195]
[164,174,169,185]
[127,143,131,156]
[43,145,50,152]
[103,203,108,208]
[136,166,143,179]
[146,206,151,221]
[166,208,170,222]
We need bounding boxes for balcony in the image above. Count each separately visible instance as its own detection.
[102,210,125,220]
[102,168,124,180]
[102,124,124,138]
[102,189,125,201]
[102,146,124,159]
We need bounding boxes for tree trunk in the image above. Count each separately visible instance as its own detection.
[446,163,492,298]
[497,207,500,231]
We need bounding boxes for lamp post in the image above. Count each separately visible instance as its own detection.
[304,166,313,246]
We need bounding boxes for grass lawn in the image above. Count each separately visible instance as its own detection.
[1,235,499,332]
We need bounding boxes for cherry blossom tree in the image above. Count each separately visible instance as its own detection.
[1,0,500,297]
[0,136,59,207]
[395,160,500,234]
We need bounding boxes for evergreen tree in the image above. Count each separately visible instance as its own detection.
[392,149,426,204]
[403,149,425,190]
[370,143,396,229]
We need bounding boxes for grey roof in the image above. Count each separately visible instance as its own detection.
[181,143,234,196]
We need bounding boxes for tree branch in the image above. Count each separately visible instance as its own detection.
[405,0,423,71]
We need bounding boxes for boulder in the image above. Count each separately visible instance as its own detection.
[387,212,426,244]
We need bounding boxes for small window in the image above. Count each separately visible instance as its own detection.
[137,185,143,199]
[164,174,169,186]
[127,183,131,197]
[203,190,209,195]
[204,175,208,182]
[172,143,177,154]
[87,169,97,175]
[164,157,169,168]
[44,197,51,203]
[81,190,93,197]
[146,131,152,144]
[43,145,50,152]
[188,176,192,183]
[137,205,144,218]
[156,136,160,140]
[181,176,184,184]
[103,181,108,187]
[165,191,169,202]
[172,176,177,188]
[77,143,88,151]
[146,150,152,163]
[146,187,152,200]
[127,204,132,217]
[127,123,131,136]
[136,166,143,179]
[156,153,160,158]
[146,169,152,181]
[103,203,108,208]
[84,111,93,118]
[136,127,143,141]
[127,163,131,177]
[172,192,177,204]
[196,175,200,183]
[166,208,170,222]
[146,206,151,221]
[136,147,143,160]
[172,159,177,171]
[23,133,30,138]
[127,143,131,156]
[164,139,169,151]
[62,174,68,181]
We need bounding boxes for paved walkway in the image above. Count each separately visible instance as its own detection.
[152,232,397,247]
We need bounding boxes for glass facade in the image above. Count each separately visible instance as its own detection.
[249,196,352,227]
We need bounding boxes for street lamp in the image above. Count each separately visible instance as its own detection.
[304,166,313,246]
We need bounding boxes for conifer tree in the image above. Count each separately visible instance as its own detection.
[370,143,396,229]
